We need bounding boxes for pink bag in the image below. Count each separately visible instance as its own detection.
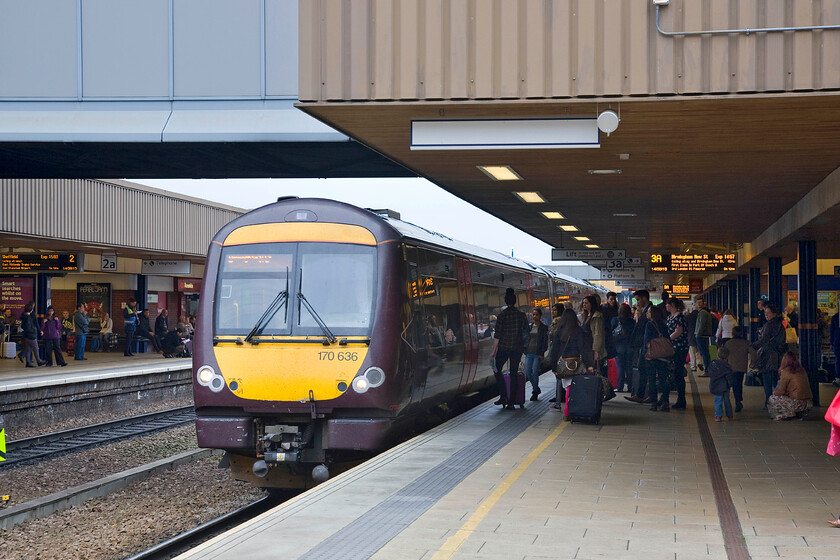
[828,425,840,456]
[825,389,840,426]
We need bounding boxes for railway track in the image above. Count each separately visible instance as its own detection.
[2,406,196,469]
[124,495,284,560]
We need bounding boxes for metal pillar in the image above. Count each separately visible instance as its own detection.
[136,274,148,311]
[36,273,51,317]
[768,257,783,311]
[738,275,749,332]
[729,280,738,316]
[749,268,762,343]
[798,240,820,406]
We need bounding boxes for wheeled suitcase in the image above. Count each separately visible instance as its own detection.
[503,371,527,408]
[566,375,603,424]
[607,358,618,389]
[2,341,16,359]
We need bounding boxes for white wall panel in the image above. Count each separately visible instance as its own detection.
[265,0,298,97]
[82,0,169,98]
[0,0,78,98]
[173,0,261,97]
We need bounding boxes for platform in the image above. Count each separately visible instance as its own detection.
[174,374,840,560]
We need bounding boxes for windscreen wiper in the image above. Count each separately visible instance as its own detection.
[297,268,337,344]
[244,269,289,343]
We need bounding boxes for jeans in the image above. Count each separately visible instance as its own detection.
[524,353,541,394]
[74,333,87,360]
[22,337,40,365]
[648,358,670,405]
[731,371,745,404]
[696,337,711,373]
[714,390,733,418]
[761,371,778,405]
[614,347,633,392]
[494,347,523,405]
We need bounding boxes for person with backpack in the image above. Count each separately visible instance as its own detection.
[750,302,787,407]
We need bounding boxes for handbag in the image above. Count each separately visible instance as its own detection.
[785,325,798,344]
[825,387,840,426]
[552,336,583,378]
[645,323,674,360]
[744,369,761,386]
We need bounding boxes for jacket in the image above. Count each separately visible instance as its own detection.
[708,359,733,395]
[494,306,528,352]
[137,313,153,336]
[42,316,62,340]
[721,337,750,373]
[643,319,669,356]
[773,365,813,401]
[74,310,90,334]
[586,311,606,359]
[751,316,785,373]
[123,306,138,329]
[695,308,714,338]
[631,304,651,349]
[20,311,39,339]
[155,314,169,338]
[526,322,549,356]
[716,314,738,340]
[544,328,594,372]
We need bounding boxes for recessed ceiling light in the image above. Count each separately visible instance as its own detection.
[513,191,546,203]
[540,211,565,220]
[588,169,622,175]
[627,236,647,240]
[478,165,523,181]
[586,244,599,248]
[613,213,637,217]
[559,225,578,232]
[573,236,590,241]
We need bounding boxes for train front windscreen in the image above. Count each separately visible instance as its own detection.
[215,242,377,338]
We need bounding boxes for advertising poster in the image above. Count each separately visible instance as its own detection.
[77,283,111,334]
[817,291,837,314]
[0,276,34,321]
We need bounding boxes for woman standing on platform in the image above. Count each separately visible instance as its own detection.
[665,298,689,409]
[716,308,738,347]
[544,308,593,410]
[42,306,67,366]
[611,303,635,393]
[751,302,786,407]
[645,305,672,412]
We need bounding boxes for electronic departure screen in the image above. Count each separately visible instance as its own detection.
[224,253,292,272]
[650,253,737,273]
[1,252,80,272]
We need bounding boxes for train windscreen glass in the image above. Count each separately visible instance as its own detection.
[216,244,294,336]
[215,242,376,337]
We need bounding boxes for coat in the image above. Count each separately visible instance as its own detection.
[74,310,90,334]
[751,316,785,373]
[773,365,813,401]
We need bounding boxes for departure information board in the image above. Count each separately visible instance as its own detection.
[1,252,80,272]
[650,253,736,273]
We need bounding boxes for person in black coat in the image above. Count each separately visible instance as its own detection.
[19,301,45,367]
[611,303,635,393]
[544,308,594,410]
[137,309,162,352]
[751,302,786,406]
[523,308,549,401]
[644,305,672,412]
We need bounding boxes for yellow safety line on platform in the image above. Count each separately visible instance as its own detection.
[430,420,569,560]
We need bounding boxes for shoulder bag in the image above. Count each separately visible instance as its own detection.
[553,336,585,378]
[645,323,675,360]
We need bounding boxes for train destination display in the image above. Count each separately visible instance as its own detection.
[650,253,736,273]
[1,252,80,272]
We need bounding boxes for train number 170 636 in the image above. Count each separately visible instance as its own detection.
[318,351,359,361]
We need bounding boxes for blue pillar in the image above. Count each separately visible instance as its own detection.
[136,274,148,311]
[36,273,51,317]
[728,280,738,317]
[749,267,762,343]
[738,275,749,331]
[798,240,820,406]
[768,257,783,312]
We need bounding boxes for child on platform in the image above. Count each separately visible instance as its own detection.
[708,345,734,422]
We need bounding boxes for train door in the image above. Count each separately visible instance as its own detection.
[456,258,478,391]
[404,251,428,404]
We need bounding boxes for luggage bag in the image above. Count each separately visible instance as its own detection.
[607,358,618,389]
[2,341,16,359]
[503,371,527,408]
[566,375,603,424]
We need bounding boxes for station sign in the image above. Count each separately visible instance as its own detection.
[552,248,625,261]
[142,260,191,275]
[649,253,737,273]
[617,280,655,290]
[588,257,641,269]
[599,268,645,281]
[1,252,80,272]
[661,284,692,299]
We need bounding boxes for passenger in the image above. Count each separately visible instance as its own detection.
[425,316,444,347]
[708,345,734,422]
[491,287,528,410]
[41,306,67,367]
[189,315,197,334]
[625,290,652,404]
[162,327,187,358]
[180,315,195,337]
[601,292,618,363]
[645,305,671,412]
[19,301,45,367]
[543,308,593,410]
[657,290,670,315]
[137,309,162,353]
[73,303,90,360]
[60,310,73,353]
[715,308,738,347]
[750,302,786,407]
[523,308,548,402]
[665,298,688,409]
[755,298,768,337]
[694,297,714,377]
[785,304,799,335]
[97,311,113,352]
[722,327,750,412]
[155,308,169,350]
[547,303,564,403]
[767,351,813,421]
[123,297,138,356]
[685,302,701,373]
[611,303,635,393]
[581,294,614,401]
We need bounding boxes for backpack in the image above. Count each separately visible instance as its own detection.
[612,320,628,343]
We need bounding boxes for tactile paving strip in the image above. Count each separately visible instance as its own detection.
[299,399,550,560]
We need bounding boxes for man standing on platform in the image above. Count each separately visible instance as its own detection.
[625,290,652,404]
[694,297,714,377]
[74,303,90,361]
[123,298,138,356]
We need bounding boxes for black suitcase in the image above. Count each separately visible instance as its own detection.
[567,375,603,424]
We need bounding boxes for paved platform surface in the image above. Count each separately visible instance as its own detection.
[174,373,840,560]
[0,348,191,392]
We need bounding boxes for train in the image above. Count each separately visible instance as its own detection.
[193,197,601,488]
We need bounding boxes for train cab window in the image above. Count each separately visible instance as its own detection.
[297,243,376,335]
[215,243,294,336]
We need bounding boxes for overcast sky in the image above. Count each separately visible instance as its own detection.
[135,177,558,265]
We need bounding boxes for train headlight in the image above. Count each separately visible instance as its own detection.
[352,376,369,394]
[196,365,226,392]
[364,367,385,387]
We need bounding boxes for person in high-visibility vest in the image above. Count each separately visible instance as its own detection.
[123,298,138,356]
